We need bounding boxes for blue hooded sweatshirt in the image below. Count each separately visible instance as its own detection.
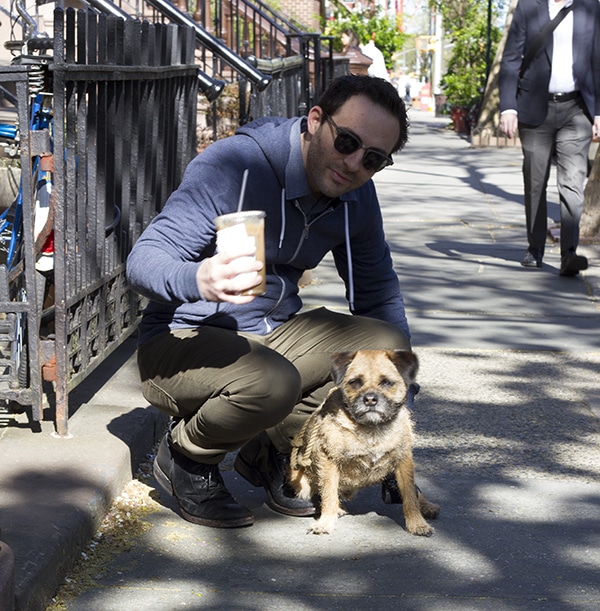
[126,115,410,345]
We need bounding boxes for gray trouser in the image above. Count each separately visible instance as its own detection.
[137,307,410,463]
[519,96,592,259]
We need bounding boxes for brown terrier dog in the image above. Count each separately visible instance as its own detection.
[289,350,439,535]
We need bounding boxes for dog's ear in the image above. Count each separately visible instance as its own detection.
[330,352,356,386]
[388,350,419,382]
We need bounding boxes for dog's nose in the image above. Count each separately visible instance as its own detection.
[363,393,378,407]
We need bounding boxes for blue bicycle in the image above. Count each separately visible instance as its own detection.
[0,87,54,274]
[0,1,55,398]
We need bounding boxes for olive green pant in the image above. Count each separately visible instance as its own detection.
[137,307,410,463]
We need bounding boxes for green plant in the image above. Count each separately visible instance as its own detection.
[431,0,502,107]
[322,5,406,71]
[441,23,491,106]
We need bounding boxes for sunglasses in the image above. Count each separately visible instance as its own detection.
[324,114,394,172]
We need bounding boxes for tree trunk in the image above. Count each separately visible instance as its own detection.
[474,0,518,133]
[582,143,600,240]
[472,0,599,240]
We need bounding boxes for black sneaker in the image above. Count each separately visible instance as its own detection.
[560,253,588,277]
[154,434,253,528]
[234,432,316,517]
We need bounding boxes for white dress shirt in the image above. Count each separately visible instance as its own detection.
[548,0,576,94]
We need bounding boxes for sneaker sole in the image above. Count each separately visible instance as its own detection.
[521,260,542,268]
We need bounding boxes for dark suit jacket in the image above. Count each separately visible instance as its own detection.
[499,0,600,126]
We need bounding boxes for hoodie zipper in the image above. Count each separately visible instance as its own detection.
[262,195,337,333]
[286,200,334,263]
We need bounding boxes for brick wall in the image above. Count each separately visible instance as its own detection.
[280,0,322,31]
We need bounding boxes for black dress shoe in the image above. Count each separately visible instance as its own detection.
[154,434,253,528]
[381,474,424,505]
[381,473,403,504]
[560,253,588,277]
[234,432,316,517]
[521,250,542,268]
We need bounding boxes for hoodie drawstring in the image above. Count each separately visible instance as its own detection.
[277,192,355,310]
[278,189,286,249]
[344,202,355,310]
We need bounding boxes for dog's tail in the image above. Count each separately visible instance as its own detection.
[290,419,319,470]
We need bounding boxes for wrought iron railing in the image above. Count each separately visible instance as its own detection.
[0,8,200,436]
[0,1,349,435]
[101,0,342,124]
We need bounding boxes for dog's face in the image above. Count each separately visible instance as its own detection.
[330,350,418,426]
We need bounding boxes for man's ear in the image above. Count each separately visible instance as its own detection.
[306,106,324,136]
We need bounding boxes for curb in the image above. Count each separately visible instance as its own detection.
[4,404,168,611]
[0,540,15,611]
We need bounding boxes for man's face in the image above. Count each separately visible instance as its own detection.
[303,95,401,199]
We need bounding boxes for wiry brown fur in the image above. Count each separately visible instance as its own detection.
[289,350,439,535]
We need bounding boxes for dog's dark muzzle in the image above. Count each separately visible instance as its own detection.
[363,392,379,407]
[351,393,398,425]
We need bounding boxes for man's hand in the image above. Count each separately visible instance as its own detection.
[196,249,263,304]
[499,112,518,139]
[593,116,600,141]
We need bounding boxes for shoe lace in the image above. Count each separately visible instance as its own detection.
[191,463,232,497]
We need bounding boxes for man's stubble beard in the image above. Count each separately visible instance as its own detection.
[305,128,359,200]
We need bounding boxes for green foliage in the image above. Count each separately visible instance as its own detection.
[322,5,405,71]
[431,0,502,107]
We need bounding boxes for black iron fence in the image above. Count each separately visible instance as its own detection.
[103,0,343,132]
[1,2,350,436]
[50,8,200,436]
[0,66,43,424]
[0,8,199,436]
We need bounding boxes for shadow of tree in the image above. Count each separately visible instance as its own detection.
[33,346,600,609]
[4,115,600,611]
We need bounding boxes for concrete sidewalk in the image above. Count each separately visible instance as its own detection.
[1,110,600,611]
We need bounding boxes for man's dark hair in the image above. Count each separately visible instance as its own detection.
[316,74,409,153]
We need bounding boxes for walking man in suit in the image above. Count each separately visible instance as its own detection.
[499,0,600,276]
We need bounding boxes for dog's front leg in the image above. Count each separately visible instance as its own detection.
[395,458,434,536]
[307,459,342,535]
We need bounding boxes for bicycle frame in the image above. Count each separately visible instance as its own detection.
[0,90,53,271]
[0,0,54,422]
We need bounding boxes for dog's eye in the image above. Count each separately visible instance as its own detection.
[348,377,363,389]
[379,377,395,389]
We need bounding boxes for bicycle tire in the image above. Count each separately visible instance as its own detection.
[17,339,28,388]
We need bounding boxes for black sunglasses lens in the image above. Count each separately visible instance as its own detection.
[334,131,361,155]
[363,150,389,171]
[330,120,391,172]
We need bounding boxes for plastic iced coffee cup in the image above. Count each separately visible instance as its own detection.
[214,210,266,296]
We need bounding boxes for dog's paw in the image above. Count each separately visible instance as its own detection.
[306,515,337,535]
[406,519,434,537]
